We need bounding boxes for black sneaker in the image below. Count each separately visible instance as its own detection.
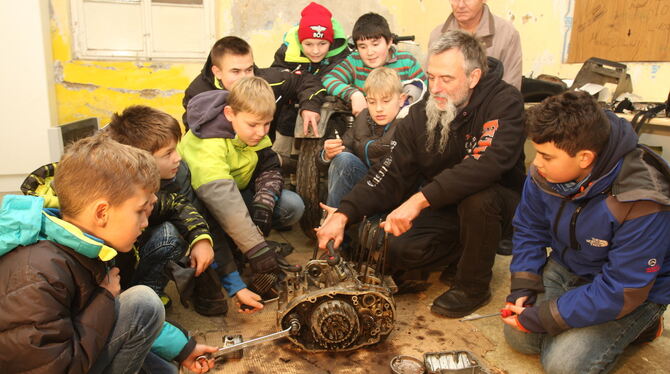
[194,294,228,317]
[431,287,491,318]
[632,316,664,344]
[193,267,228,317]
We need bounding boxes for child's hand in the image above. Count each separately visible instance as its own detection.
[301,110,321,137]
[323,139,344,161]
[351,91,368,116]
[235,288,264,314]
[99,267,121,297]
[183,343,218,373]
[190,240,215,277]
[501,297,530,332]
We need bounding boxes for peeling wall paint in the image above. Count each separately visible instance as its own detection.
[50,0,670,130]
[50,0,202,126]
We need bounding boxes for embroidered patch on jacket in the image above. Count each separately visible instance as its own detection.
[646,258,660,273]
[585,237,608,247]
[464,120,499,160]
[367,140,397,187]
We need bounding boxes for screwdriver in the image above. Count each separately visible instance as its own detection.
[459,308,514,322]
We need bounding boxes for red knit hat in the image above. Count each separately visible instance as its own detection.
[298,2,334,43]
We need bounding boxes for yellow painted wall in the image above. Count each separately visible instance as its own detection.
[50,0,202,126]
[50,0,669,128]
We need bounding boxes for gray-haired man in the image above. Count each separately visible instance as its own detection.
[316,30,525,318]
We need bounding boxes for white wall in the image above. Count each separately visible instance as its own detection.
[0,0,58,192]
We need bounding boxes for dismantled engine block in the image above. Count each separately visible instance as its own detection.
[277,219,397,352]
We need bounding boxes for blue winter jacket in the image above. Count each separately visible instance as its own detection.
[510,112,670,335]
[0,195,194,372]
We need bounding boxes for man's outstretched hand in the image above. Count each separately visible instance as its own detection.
[315,203,347,250]
[380,192,430,236]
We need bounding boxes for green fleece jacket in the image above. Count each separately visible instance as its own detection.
[179,89,283,255]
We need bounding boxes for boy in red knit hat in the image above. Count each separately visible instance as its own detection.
[272,2,350,139]
[273,2,349,77]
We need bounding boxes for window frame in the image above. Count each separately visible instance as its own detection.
[70,0,215,61]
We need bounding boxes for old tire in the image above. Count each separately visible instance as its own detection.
[296,138,322,240]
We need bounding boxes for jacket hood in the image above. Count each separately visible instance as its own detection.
[0,195,117,260]
[185,90,236,139]
[200,54,217,84]
[465,56,504,111]
[397,78,428,119]
[282,18,348,65]
[612,144,670,205]
[591,111,639,182]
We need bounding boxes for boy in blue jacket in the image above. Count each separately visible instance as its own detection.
[503,91,669,374]
[0,134,216,373]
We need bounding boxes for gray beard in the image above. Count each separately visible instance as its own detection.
[425,95,458,153]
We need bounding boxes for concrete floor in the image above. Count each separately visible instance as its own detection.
[167,227,670,374]
[0,192,666,373]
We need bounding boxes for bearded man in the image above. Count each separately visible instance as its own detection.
[316,30,525,318]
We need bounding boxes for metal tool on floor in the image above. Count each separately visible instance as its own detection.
[424,350,489,373]
[459,309,514,322]
[196,319,301,363]
[390,350,490,374]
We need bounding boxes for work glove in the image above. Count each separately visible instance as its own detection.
[246,245,279,274]
[505,288,537,306]
[251,203,273,237]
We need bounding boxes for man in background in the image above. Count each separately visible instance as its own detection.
[429,0,522,89]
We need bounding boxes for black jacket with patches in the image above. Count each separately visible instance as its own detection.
[182,55,325,137]
[338,57,525,223]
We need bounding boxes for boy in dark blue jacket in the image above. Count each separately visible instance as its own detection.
[503,91,669,374]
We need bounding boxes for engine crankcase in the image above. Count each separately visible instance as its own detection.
[277,260,395,352]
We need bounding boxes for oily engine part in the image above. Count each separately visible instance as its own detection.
[277,219,396,352]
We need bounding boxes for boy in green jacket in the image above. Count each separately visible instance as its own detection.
[179,77,304,310]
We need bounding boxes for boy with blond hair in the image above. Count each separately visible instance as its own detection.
[319,67,424,207]
[179,77,304,311]
[107,105,266,316]
[322,12,426,116]
[0,134,216,373]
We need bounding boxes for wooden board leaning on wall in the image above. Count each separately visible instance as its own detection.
[568,0,670,63]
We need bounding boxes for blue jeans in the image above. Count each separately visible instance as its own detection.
[327,152,369,208]
[504,259,667,374]
[90,286,172,374]
[133,222,187,294]
[273,189,304,227]
[241,188,305,227]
